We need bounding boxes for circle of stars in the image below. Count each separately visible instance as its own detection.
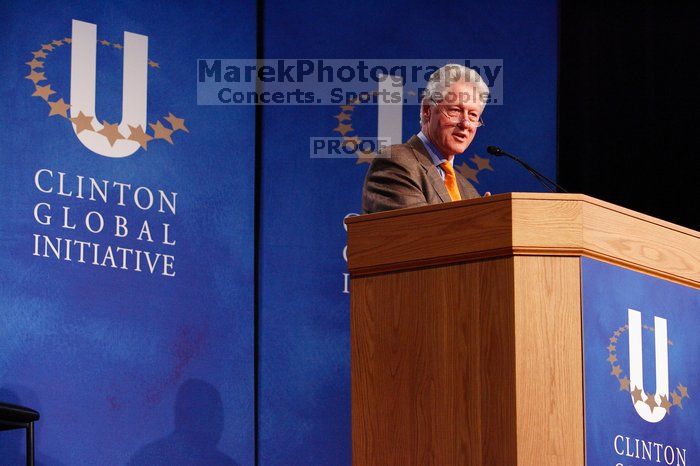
[25,36,188,152]
[332,98,494,185]
[607,324,690,415]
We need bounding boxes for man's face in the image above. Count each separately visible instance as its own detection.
[422,81,485,158]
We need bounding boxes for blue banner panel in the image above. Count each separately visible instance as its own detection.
[582,258,700,465]
[0,2,255,465]
[259,1,558,464]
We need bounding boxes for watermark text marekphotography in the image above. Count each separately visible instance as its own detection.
[197,59,503,105]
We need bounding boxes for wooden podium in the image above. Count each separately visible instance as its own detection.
[345,193,700,465]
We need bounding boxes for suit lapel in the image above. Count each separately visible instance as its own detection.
[456,173,469,200]
[456,168,480,200]
[407,135,451,203]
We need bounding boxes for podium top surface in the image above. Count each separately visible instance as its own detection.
[346,193,700,287]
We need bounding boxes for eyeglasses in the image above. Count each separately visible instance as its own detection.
[431,98,485,127]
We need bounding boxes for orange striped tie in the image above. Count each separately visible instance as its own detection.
[440,162,461,201]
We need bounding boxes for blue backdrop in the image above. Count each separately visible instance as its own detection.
[0,1,255,465]
[1,1,558,464]
[258,1,557,464]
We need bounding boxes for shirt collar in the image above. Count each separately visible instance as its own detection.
[417,131,452,167]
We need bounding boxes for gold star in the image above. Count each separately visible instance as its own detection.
[456,162,479,183]
[149,120,173,144]
[70,111,95,133]
[127,125,153,150]
[164,112,189,133]
[607,344,616,352]
[32,84,56,101]
[340,105,354,112]
[51,39,64,47]
[63,37,72,43]
[671,391,683,409]
[148,60,160,68]
[610,336,618,343]
[470,154,493,171]
[611,365,622,377]
[333,123,353,136]
[98,121,123,146]
[607,354,618,364]
[48,98,70,118]
[614,330,621,337]
[32,49,47,59]
[113,43,123,50]
[100,39,111,46]
[41,43,54,51]
[677,383,689,398]
[631,386,643,403]
[333,112,351,123]
[25,70,46,84]
[618,376,630,392]
[659,395,672,410]
[668,340,673,346]
[358,147,374,156]
[355,151,376,165]
[645,393,658,411]
[26,58,44,69]
[342,136,361,151]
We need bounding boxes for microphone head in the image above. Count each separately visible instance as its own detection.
[486,146,504,156]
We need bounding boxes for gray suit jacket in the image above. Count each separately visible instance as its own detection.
[361,135,480,213]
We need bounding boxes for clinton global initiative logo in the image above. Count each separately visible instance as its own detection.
[331,95,494,187]
[25,19,188,158]
[608,309,690,422]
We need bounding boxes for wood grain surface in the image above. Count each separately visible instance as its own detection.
[346,193,700,288]
[351,255,585,465]
[351,258,517,465]
[513,256,584,464]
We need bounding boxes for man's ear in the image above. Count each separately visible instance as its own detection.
[421,102,431,123]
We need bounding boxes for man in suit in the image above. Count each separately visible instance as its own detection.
[362,64,489,213]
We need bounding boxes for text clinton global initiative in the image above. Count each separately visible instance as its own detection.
[31,168,178,277]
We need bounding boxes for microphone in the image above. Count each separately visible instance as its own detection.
[486,146,568,193]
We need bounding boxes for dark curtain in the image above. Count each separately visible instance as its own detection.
[559,1,699,230]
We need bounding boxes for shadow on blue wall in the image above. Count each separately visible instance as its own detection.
[0,386,66,466]
[127,379,239,466]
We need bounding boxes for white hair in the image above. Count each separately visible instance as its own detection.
[419,64,490,125]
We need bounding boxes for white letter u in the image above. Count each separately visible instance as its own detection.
[69,19,148,157]
[628,309,669,422]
